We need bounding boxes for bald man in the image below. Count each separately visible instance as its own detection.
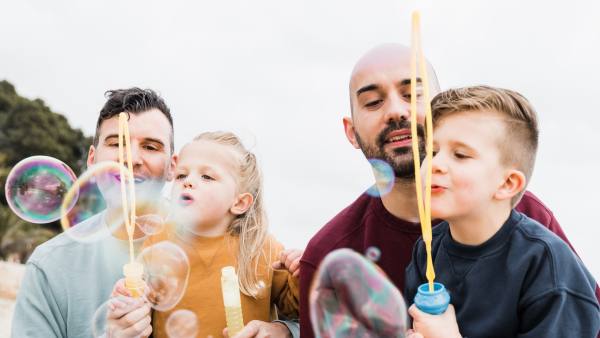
[299,44,599,337]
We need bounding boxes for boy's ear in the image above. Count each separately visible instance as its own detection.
[342,117,361,149]
[230,192,254,216]
[494,169,526,202]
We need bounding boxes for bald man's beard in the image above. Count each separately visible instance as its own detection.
[354,121,426,180]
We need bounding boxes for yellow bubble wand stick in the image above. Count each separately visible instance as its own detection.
[118,113,144,298]
[410,11,436,292]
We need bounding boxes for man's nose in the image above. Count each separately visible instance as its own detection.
[384,93,411,123]
[125,142,143,169]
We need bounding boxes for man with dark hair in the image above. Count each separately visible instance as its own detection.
[12,88,176,338]
[299,44,600,337]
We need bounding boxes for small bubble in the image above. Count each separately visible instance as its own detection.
[365,246,381,262]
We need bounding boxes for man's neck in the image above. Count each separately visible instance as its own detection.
[447,204,512,246]
[380,178,421,223]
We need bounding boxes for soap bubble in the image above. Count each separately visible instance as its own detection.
[365,246,381,263]
[60,162,123,243]
[60,162,169,242]
[5,156,77,223]
[165,309,199,338]
[138,241,190,311]
[365,159,395,198]
[310,248,407,338]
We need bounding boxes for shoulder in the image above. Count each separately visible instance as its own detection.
[511,213,596,300]
[27,214,103,273]
[514,190,555,227]
[302,193,374,266]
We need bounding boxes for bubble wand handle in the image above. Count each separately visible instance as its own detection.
[118,113,143,297]
[410,11,436,292]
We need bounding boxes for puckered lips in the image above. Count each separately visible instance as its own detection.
[430,184,447,194]
[383,129,413,148]
[178,192,194,206]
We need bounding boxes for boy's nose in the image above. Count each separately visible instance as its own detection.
[431,154,447,174]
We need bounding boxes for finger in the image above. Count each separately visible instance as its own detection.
[284,253,298,269]
[107,297,140,319]
[118,303,151,328]
[223,328,230,338]
[289,258,300,273]
[271,261,283,269]
[233,320,260,338]
[122,314,151,337]
[292,269,300,278]
[408,304,422,320]
[141,324,153,338]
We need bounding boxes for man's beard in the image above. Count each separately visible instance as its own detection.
[354,120,426,179]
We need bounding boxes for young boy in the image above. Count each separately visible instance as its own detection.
[405,86,600,337]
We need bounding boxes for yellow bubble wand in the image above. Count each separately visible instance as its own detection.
[118,113,144,298]
[410,11,436,292]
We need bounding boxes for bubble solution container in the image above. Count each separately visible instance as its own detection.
[123,262,145,298]
[414,282,450,315]
[221,266,244,336]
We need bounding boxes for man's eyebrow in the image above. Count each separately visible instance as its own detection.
[356,84,379,96]
[399,78,422,86]
[103,134,166,147]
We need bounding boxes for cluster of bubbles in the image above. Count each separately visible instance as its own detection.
[310,248,407,338]
[5,156,169,242]
[5,156,196,336]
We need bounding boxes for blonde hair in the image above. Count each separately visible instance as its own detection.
[431,86,539,206]
[192,131,269,298]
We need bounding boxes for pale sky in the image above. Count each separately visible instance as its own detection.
[1,0,599,279]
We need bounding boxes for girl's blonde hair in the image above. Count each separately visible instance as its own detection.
[193,131,268,298]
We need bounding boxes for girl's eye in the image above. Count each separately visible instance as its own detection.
[201,174,214,180]
[175,174,186,180]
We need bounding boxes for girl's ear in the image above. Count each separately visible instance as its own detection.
[494,169,526,202]
[230,192,254,215]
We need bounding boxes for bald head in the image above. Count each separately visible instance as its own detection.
[349,43,440,114]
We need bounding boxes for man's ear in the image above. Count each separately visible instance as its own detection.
[230,192,254,216]
[166,154,178,181]
[343,116,360,149]
[86,145,96,168]
[494,169,526,202]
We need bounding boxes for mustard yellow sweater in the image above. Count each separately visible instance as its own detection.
[143,229,299,338]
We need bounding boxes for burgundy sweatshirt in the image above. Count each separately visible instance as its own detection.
[299,190,600,338]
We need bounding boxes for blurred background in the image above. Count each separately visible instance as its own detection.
[1,0,599,335]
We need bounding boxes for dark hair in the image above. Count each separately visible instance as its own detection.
[93,88,174,153]
[431,85,538,205]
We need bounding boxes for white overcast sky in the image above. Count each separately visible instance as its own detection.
[1,0,599,279]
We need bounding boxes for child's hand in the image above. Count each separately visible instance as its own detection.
[272,249,303,278]
[408,304,462,338]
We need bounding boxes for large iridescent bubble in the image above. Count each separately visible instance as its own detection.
[138,240,190,311]
[60,162,124,243]
[60,161,169,242]
[5,156,77,223]
[310,248,407,338]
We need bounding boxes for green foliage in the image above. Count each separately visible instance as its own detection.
[0,80,92,262]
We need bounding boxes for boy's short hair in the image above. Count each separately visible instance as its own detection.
[431,86,538,205]
[94,88,174,153]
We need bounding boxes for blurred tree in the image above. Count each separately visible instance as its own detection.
[0,80,92,262]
